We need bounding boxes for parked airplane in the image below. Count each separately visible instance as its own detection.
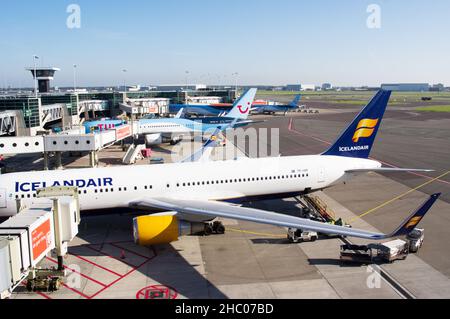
[83,88,257,145]
[251,95,302,115]
[169,102,233,117]
[0,90,439,245]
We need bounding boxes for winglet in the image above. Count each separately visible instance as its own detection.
[389,193,441,237]
[225,88,257,120]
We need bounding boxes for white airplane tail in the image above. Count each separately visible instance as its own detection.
[225,88,257,120]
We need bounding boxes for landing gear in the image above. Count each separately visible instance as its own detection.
[203,221,225,236]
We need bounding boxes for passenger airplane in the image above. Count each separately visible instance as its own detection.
[84,88,257,145]
[0,90,440,244]
[251,95,302,115]
[169,102,233,117]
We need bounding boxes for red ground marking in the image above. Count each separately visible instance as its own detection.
[21,282,52,299]
[29,243,157,299]
[46,257,108,287]
[85,244,143,268]
[288,117,450,185]
[70,254,123,277]
[109,242,152,259]
[136,285,178,300]
[89,256,154,299]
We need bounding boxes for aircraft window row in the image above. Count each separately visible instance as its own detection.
[142,125,180,128]
[16,193,37,199]
[175,173,309,188]
[15,184,157,199]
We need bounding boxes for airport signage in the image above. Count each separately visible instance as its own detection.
[116,125,132,141]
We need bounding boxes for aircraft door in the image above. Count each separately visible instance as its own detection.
[0,188,7,208]
[318,167,326,184]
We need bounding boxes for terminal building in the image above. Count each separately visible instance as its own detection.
[381,83,430,92]
[0,90,236,136]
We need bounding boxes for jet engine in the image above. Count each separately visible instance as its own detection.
[145,133,163,146]
[133,212,205,246]
[145,134,184,146]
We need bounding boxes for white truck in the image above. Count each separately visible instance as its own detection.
[376,239,409,263]
[287,228,318,243]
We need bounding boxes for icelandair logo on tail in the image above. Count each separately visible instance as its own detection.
[337,118,379,153]
[352,119,379,143]
[406,216,422,229]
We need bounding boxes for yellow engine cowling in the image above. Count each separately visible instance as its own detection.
[133,212,205,246]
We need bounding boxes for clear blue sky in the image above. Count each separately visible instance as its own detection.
[1,0,449,87]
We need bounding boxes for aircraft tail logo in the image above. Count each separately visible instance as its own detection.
[405,216,422,229]
[225,88,257,119]
[352,119,379,143]
[237,103,250,114]
[321,90,391,159]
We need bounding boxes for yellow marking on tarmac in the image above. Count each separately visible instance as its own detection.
[349,170,450,224]
[227,227,286,238]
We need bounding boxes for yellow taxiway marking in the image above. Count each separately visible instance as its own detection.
[348,170,450,224]
[227,227,286,238]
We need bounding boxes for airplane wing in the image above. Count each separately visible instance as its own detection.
[345,168,434,174]
[130,193,441,240]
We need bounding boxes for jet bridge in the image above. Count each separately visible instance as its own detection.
[0,112,17,136]
[41,103,66,126]
[0,187,80,298]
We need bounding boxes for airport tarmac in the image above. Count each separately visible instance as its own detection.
[7,101,450,299]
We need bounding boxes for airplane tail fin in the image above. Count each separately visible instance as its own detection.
[289,95,301,107]
[389,193,441,237]
[322,90,391,159]
[225,88,257,120]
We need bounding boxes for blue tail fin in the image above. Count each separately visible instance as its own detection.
[390,193,441,237]
[322,90,391,158]
[289,95,301,107]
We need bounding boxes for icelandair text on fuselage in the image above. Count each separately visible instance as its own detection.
[339,145,369,152]
[16,178,113,192]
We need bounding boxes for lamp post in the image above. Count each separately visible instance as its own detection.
[33,55,39,97]
[185,70,189,90]
[232,72,239,94]
[122,68,128,91]
[73,64,77,92]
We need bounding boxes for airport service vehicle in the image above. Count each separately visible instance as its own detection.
[377,239,409,263]
[287,228,318,243]
[0,90,441,246]
[340,244,374,264]
[84,89,257,146]
[251,95,302,115]
[407,229,425,253]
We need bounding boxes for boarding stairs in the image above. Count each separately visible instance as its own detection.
[122,144,145,165]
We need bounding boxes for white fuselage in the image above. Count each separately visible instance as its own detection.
[0,155,381,218]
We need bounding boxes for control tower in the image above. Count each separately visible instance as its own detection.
[26,67,60,93]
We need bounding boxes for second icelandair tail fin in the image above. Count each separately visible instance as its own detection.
[322,90,391,159]
[389,193,441,237]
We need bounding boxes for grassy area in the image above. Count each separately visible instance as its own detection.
[416,105,450,112]
[254,90,450,107]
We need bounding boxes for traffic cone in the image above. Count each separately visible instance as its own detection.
[120,249,126,259]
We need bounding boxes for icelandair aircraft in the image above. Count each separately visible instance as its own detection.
[84,88,257,145]
[0,90,440,245]
[251,95,302,115]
